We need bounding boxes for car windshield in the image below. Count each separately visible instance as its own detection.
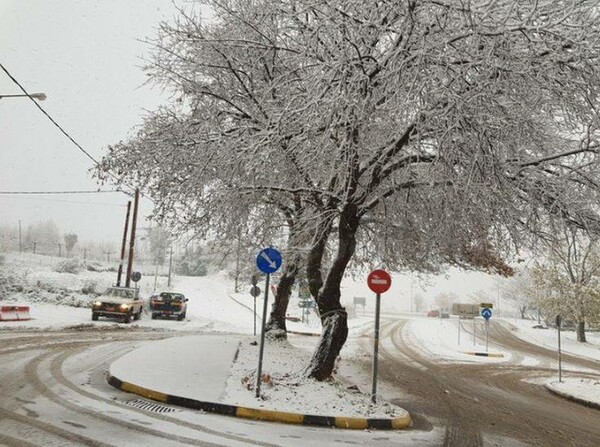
[106,288,134,298]
[159,292,184,301]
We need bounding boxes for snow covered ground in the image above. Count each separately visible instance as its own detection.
[505,318,600,362]
[3,250,600,419]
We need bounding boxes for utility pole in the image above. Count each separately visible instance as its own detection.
[104,250,113,263]
[18,220,22,253]
[116,201,132,287]
[234,226,241,292]
[33,241,36,254]
[83,248,87,262]
[167,245,174,288]
[125,189,140,288]
[57,243,62,257]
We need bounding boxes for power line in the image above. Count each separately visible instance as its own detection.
[0,63,143,199]
[0,194,127,207]
[0,190,122,195]
[0,63,101,165]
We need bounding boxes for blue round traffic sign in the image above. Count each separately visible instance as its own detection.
[481,307,492,320]
[256,247,282,274]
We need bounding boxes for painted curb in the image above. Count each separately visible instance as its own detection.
[461,351,504,358]
[107,374,411,430]
[545,383,600,411]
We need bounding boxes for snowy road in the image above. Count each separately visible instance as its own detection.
[0,327,436,447]
[363,318,600,447]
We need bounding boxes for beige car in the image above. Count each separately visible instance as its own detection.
[92,287,143,323]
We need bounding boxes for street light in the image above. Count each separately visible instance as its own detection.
[0,93,46,101]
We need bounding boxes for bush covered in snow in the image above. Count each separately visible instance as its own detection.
[0,266,27,300]
[84,262,116,273]
[81,280,99,295]
[54,259,83,274]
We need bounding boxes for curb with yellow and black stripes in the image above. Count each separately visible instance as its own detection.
[107,374,411,430]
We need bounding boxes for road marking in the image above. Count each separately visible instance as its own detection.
[370,278,389,284]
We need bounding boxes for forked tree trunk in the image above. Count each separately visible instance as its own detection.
[305,205,360,380]
[265,262,299,339]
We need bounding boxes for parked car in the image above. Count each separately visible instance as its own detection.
[150,292,188,321]
[427,310,440,318]
[92,286,143,323]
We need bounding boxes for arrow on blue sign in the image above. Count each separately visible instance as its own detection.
[256,247,282,274]
[481,307,492,320]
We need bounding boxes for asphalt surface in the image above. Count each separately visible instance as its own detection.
[366,318,600,447]
[1,318,599,446]
[0,326,430,447]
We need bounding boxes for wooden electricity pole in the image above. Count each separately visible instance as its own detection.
[116,201,132,286]
[125,190,140,288]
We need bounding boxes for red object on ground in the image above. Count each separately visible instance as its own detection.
[0,305,31,321]
[367,269,392,294]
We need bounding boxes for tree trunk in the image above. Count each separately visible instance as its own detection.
[519,305,527,319]
[305,205,359,380]
[306,218,333,300]
[265,262,298,339]
[576,320,586,342]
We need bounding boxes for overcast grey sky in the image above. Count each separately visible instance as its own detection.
[0,0,181,244]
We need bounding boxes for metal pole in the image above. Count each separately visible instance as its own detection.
[256,273,270,398]
[410,273,413,313]
[116,201,131,286]
[153,261,159,291]
[126,189,140,288]
[234,228,241,292]
[558,320,562,383]
[371,292,381,404]
[485,320,489,353]
[253,296,257,336]
[458,316,461,345]
[167,245,174,287]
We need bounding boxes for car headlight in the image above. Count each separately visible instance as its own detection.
[93,301,101,307]
[120,304,130,310]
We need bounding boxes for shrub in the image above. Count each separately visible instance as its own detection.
[81,280,98,295]
[54,259,82,274]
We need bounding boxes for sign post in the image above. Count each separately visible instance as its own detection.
[556,314,562,383]
[254,247,282,398]
[131,271,142,292]
[367,269,392,404]
[481,307,492,352]
[249,284,261,336]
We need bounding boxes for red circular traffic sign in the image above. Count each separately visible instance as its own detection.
[367,269,391,294]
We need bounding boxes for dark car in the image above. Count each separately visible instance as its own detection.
[150,292,188,321]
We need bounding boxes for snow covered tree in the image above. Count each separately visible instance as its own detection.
[99,0,600,380]
[24,220,60,255]
[64,233,78,256]
[500,269,536,320]
[434,292,457,312]
[528,224,600,342]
